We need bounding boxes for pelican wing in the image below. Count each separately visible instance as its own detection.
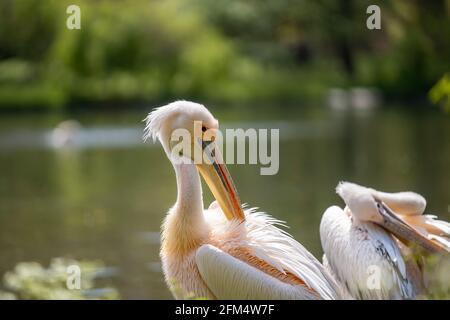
[241,210,341,299]
[320,206,414,299]
[196,244,321,299]
[204,204,341,299]
[367,226,413,298]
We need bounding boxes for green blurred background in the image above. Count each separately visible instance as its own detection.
[0,0,449,299]
[0,0,449,108]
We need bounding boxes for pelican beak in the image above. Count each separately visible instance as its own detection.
[196,140,245,221]
[376,200,447,254]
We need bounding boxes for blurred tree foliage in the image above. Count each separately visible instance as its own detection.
[429,73,450,112]
[199,0,450,97]
[0,0,449,109]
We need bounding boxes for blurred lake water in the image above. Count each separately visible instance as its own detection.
[0,104,449,299]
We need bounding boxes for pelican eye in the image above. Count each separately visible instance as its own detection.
[202,126,207,132]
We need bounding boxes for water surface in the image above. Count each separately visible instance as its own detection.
[0,105,449,299]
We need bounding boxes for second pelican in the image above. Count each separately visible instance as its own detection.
[321,182,450,299]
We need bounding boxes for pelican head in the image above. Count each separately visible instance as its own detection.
[337,182,448,254]
[144,100,244,221]
[336,182,382,224]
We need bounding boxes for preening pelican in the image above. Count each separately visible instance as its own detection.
[320,182,450,299]
[144,100,340,300]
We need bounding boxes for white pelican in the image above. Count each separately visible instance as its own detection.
[51,120,81,148]
[320,182,450,299]
[144,100,341,300]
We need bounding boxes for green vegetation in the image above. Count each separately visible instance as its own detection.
[0,0,449,109]
[418,255,450,300]
[0,258,120,300]
[430,73,450,112]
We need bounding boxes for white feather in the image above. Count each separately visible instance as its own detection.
[320,205,413,299]
[196,244,320,299]
[205,204,342,300]
[144,100,208,142]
